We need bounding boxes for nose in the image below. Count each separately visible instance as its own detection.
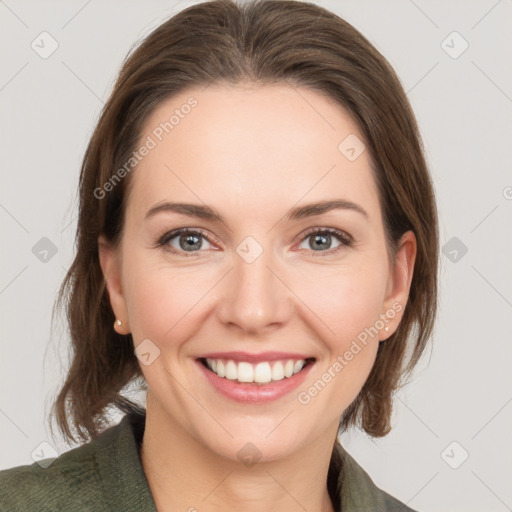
[216,243,295,335]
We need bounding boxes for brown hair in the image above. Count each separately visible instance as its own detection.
[50,0,438,443]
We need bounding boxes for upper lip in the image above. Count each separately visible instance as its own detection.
[197,351,315,363]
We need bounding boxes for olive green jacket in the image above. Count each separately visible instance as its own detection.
[0,412,416,511]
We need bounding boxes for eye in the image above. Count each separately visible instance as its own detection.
[297,228,352,255]
[157,228,215,256]
[156,226,353,257]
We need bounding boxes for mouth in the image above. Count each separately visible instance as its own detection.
[197,356,316,385]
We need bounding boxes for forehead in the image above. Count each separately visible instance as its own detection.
[126,83,380,222]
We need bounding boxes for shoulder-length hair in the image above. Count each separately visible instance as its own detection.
[51,0,438,443]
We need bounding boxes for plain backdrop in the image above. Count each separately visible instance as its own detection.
[1,1,511,511]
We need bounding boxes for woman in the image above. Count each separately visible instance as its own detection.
[0,0,438,510]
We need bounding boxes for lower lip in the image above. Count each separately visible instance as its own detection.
[196,359,314,403]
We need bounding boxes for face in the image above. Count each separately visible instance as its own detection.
[99,83,415,462]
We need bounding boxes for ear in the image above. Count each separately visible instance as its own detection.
[98,234,130,335]
[380,230,416,340]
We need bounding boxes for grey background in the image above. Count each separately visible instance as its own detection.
[1,0,511,510]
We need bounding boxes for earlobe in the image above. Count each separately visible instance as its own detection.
[98,235,130,334]
[381,230,417,339]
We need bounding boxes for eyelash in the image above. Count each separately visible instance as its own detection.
[155,227,353,258]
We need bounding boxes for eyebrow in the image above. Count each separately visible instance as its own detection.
[144,199,368,224]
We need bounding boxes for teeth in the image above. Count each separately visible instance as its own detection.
[254,362,272,383]
[204,358,310,384]
[284,360,294,378]
[237,362,254,383]
[271,361,285,381]
[225,360,237,380]
[216,360,225,377]
[294,360,305,373]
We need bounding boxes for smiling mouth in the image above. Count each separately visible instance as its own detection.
[198,357,316,385]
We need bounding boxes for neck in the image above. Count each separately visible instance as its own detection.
[139,398,338,512]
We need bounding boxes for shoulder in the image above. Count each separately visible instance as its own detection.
[0,444,103,511]
[0,418,125,512]
[336,442,418,512]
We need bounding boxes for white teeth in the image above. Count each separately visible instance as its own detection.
[284,360,294,378]
[225,360,237,380]
[271,361,285,381]
[254,362,272,383]
[203,358,310,383]
[237,362,254,383]
[294,360,305,373]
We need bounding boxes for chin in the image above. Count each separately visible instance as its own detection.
[195,416,313,465]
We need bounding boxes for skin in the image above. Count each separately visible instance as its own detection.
[98,83,416,512]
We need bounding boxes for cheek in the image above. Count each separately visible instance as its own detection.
[295,261,386,392]
[122,252,214,344]
[294,260,388,344]
[291,265,386,423]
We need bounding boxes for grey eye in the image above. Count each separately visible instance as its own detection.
[169,232,213,252]
[299,232,342,251]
